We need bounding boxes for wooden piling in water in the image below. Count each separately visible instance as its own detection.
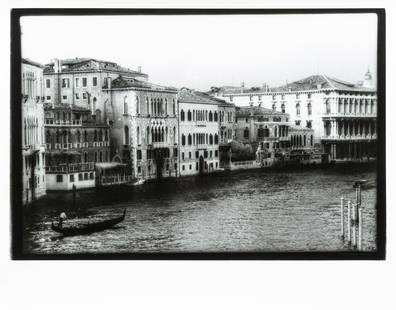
[352,203,357,248]
[358,205,363,251]
[340,197,344,238]
[347,200,351,245]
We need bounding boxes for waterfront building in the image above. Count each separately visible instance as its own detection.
[218,99,236,145]
[44,104,111,190]
[178,88,221,176]
[43,58,148,123]
[213,70,377,161]
[235,106,291,166]
[102,76,179,180]
[289,126,315,151]
[22,58,46,204]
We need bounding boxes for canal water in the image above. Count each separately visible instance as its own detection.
[23,165,377,254]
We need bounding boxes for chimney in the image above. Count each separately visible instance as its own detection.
[317,83,322,90]
[53,58,62,73]
[137,66,142,73]
[107,77,112,89]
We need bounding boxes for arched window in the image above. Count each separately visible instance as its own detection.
[274,126,278,137]
[136,96,140,114]
[84,130,88,142]
[209,134,213,145]
[272,103,276,111]
[105,130,108,141]
[311,135,313,146]
[173,126,176,143]
[359,100,364,114]
[151,99,154,115]
[244,128,249,139]
[257,127,264,138]
[165,127,168,142]
[123,96,128,114]
[146,97,149,114]
[173,99,176,115]
[124,126,129,145]
[303,135,306,146]
[209,111,213,121]
[296,103,301,115]
[214,111,218,122]
[181,134,186,146]
[137,127,140,145]
[165,99,168,115]
[180,109,185,121]
[146,126,150,144]
[187,110,192,121]
[205,110,208,121]
[99,129,103,141]
[281,104,286,113]
[214,134,218,144]
[307,103,312,115]
[338,99,343,113]
[94,130,98,142]
[188,134,192,145]
[84,152,88,162]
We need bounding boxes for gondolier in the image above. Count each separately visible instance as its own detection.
[59,212,67,228]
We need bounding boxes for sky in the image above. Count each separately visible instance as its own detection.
[20,14,377,91]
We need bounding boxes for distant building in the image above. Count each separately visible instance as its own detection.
[43,58,148,123]
[217,99,236,145]
[44,104,111,190]
[178,89,221,176]
[235,106,291,166]
[214,71,377,161]
[22,58,46,204]
[102,76,179,180]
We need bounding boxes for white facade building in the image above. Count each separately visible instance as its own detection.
[178,89,221,176]
[213,71,377,161]
[22,58,46,204]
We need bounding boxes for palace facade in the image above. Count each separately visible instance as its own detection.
[213,70,377,162]
[43,58,148,123]
[102,76,179,180]
[22,58,46,204]
[44,104,111,190]
[178,89,221,176]
[235,106,291,166]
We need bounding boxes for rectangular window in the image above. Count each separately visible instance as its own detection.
[84,173,88,180]
[182,152,185,160]
[89,172,94,180]
[75,93,80,100]
[195,151,199,158]
[93,77,97,86]
[46,79,51,88]
[215,150,218,157]
[46,96,51,100]
[82,77,87,87]
[83,93,87,99]
[62,95,67,100]
[137,150,142,160]
[78,173,83,181]
[189,152,191,159]
[56,175,63,183]
[173,148,178,157]
[196,162,198,170]
[138,166,141,173]
[62,78,70,88]
[75,78,79,87]
[182,165,185,171]
[69,174,74,182]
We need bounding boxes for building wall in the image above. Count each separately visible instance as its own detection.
[179,101,220,176]
[46,171,95,191]
[218,104,236,144]
[105,88,179,179]
[22,62,46,204]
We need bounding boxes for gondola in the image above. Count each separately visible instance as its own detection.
[51,209,126,236]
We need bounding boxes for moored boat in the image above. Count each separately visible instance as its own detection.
[51,209,126,236]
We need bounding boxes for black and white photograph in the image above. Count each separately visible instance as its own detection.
[11,9,385,258]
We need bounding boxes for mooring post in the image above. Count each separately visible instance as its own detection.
[347,200,351,245]
[340,197,344,238]
[352,203,357,248]
[358,205,363,251]
[72,184,76,208]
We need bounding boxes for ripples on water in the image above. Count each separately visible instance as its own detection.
[23,165,377,254]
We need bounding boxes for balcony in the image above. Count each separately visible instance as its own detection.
[45,119,82,126]
[321,134,377,141]
[49,141,109,150]
[322,112,377,118]
[46,162,95,173]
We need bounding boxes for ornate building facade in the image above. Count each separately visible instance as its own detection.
[178,89,221,176]
[22,58,46,204]
[214,71,377,162]
[43,58,148,123]
[235,106,291,166]
[44,104,110,190]
[102,76,179,180]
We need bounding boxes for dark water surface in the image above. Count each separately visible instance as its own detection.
[23,165,377,254]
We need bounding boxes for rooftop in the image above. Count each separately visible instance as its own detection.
[44,58,148,77]
[217,74,375,95]
[22,58,44,69]
[104,76,177,92]
[178,88,232,105]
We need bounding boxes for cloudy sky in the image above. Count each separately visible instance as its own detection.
[21,13,377,90]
